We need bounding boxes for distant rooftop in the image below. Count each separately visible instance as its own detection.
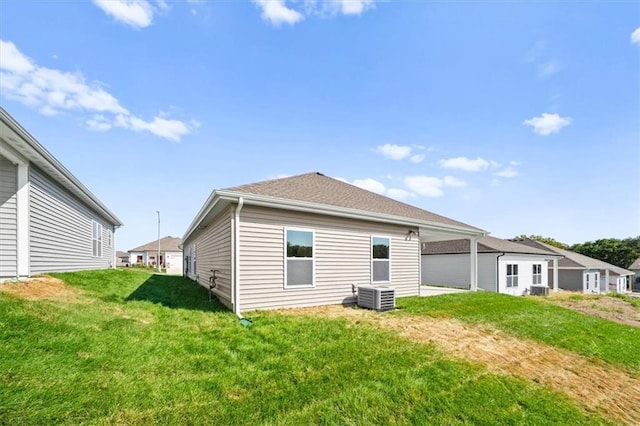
[129,236,182,253]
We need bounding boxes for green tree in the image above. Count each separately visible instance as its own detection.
[570,237,640,269]
[513,235,569,250]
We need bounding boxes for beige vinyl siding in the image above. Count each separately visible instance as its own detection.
[238,205,420,311]
[29,166,114,273]
[185,206,232,309]
[0,154,17,278]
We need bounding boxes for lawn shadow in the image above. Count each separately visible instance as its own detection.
[125,274,227,313]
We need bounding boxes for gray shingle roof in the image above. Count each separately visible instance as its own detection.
[629,257,640,270]
[422,235,557,256]
[511,238,633,276]
[225,172,483,232]
[129,236,182,253]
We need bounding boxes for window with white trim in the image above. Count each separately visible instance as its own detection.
[285,228,314,287]
[532,264,542,285]
[372,236,390,283]
[92,221,102,257]
[506,264,518,287]
[107,229,112,247]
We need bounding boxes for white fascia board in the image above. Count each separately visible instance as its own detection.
[214,190,487,237]
[0,108,122,227]
[182,193,236,242]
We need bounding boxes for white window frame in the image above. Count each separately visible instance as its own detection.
[532,264,542,285]
[106,229,112,248]
[371,235,391,284]
[92,221,103,257]
[506,264,518,288]
[284,227,315,289]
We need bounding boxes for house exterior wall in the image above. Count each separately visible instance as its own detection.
[184,206,233,309]
[421,254,470,289]
[129,251,147,265]
[422,253,549,295]
[0,154,17,279]
[238,205,420,311]
[497,254,549,296]
[420,253,495,291]
[551,269,583,291]
[28,166,115,273]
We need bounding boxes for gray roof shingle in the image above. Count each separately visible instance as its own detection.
[129,236,182,253]
[422,235,557,256]
[225,172,483,232]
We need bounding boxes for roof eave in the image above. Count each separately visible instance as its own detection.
[0,108,123,226]
[183,190,487,241]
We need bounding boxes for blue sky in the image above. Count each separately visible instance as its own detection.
[1,0,638,251]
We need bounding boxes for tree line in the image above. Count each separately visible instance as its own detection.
[515,235,640,270]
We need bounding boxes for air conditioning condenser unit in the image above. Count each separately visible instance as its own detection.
[530,285,549,296]
[357,286,396,311]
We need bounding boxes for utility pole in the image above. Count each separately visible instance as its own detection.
[157,211,161,272]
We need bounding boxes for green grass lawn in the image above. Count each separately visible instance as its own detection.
[398,292,640,372]
[0,270,614,425]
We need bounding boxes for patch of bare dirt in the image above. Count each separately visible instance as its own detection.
[545,292,640,328]
[0,276,84,301]
[277,305,640,425]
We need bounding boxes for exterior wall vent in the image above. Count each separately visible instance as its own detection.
[357,286,396,311]
[530,285,549,296]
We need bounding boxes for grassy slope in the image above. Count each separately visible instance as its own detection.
[399,292,640,372]
[1,270,610,425]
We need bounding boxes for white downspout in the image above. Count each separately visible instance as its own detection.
[233,197,244,318]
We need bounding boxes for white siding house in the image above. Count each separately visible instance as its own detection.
[512,238,634,294]
[128,236,183,275]
[0,108,122,281]
[182,172,487,314]
[629,257,640,292]
[421,236,561,296]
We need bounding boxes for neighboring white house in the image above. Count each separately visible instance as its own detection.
[421,236,561,296]
[0,107,123,281]
[629,257,640,293]
[182,172,487,314]
[128,236,183,275]
[512,238,633,294]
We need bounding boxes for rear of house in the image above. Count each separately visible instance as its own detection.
[0,108,122,280]
[183,172,487,313]
[421,236,559,296]
[512,238,633,294]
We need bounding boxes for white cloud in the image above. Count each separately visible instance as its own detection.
[0,40,34,73]
[409,154,425,163]
[0,39,193,142]
[438,156,490,172]
[523,112,572,136]
[404,176,444,197]
[443,176,467,187]
[253,0,304,26]
[331,0,374,15]
[376,143,412,160]
[386,188,413,201]
[495,167,518,178]
[93,0,155,29]
[352,178,386,194]
[86,114,112,131]
[632,27,640,45]
[537,61,560,78]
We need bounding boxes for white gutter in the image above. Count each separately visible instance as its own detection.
[233,197,244,318]
[0,108,122,227]
[215,190,487,236]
